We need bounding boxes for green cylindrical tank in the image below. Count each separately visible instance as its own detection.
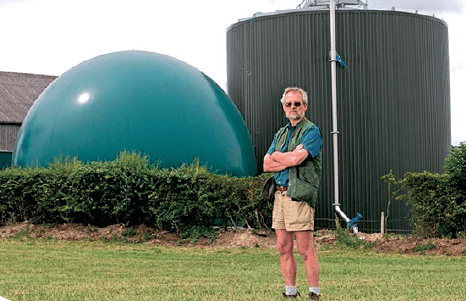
[13,50,256,177]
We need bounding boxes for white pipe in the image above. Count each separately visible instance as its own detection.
[329,0,358,234]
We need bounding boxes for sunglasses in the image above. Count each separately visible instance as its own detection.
[284,102,302,108]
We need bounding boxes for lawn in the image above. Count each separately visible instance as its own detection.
[0,239,465,301]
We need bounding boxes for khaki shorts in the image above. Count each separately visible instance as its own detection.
[272,191,315,231]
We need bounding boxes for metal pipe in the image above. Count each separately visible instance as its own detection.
[329,0,358,234]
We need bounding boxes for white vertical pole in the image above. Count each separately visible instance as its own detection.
[330,0,339,209]
[329,0,357,233]
[381,211,385,234]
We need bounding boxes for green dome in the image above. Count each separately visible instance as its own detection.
[13,51,256,176]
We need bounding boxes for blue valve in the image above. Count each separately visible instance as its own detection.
[336,53,347,67]
[348,212,363,228]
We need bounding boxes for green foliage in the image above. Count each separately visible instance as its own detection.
[147,161,271,240]
[0,151,270,241]
[334,218,372,249]
[380,169,404,232]
[122,228,136,237]
[381,144,466,238]
[402,171,461,238]
[414,240,435,252]
[10,227,33,240]
[444,142,466,203]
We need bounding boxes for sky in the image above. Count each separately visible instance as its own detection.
[1,0,464,145]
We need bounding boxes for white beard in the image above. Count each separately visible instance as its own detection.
[286,112,304,120]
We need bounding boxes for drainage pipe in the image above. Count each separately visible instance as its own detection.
[329,0,358,234]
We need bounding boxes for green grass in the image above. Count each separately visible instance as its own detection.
[0,239,465,301]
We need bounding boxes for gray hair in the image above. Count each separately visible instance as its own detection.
[280,87,308,105]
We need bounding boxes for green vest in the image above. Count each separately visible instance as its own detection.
[274,118,322,208]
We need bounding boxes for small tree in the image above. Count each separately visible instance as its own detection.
[381,169,403,233]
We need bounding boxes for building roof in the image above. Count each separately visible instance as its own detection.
[0,71,57,124]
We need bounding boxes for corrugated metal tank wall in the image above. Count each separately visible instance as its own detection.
[226,9,451,232]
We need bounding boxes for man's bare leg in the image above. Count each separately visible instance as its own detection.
[295,231,320,287]
[275,229,296,286]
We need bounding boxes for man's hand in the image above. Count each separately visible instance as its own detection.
[294,144,304,152]
[263,144,308,172]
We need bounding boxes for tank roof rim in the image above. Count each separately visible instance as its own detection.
[228,7,447,31]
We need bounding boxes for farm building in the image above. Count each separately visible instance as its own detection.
[0,72,57,168]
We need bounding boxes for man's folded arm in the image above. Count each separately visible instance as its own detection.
[263,144,308,172]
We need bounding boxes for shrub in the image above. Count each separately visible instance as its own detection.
[147,162,270,240]
[401,159,466,238]
[402,172,462,238]
[381,144,466,238]
[444,143,466,206]
[0,152,270,241]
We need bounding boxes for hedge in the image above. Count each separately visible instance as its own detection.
[402,171,465,238]
[390,143,466,238]
[0,151,271,240]
[4,143,465,239]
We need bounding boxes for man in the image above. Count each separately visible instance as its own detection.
[263,87,322,300]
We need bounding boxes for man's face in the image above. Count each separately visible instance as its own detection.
[282,91,307,122]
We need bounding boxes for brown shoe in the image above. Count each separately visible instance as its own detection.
[282,292,301,298]
[309,292,320,300]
